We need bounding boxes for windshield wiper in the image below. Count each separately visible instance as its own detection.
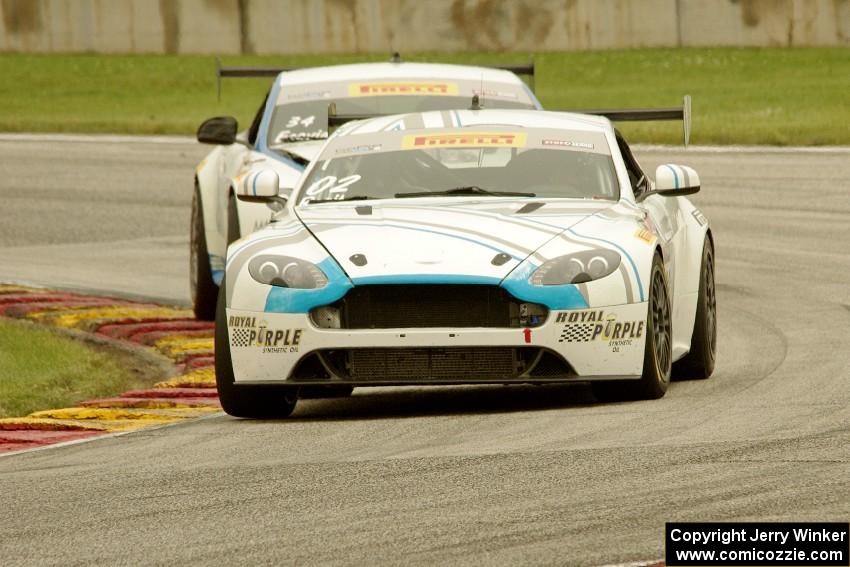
[306,195,376,204]
[395,186,535,198]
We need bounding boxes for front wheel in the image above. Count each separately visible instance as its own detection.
[215,278,298,418]
[591,253,672,402]
[634,252,673,399]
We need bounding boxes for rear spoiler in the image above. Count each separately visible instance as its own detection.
[215,57,297,100]
[559,95,692,146]
[325,95,691,144]
[215,55,536,100]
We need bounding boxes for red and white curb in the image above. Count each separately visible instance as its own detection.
[0,284,220,454]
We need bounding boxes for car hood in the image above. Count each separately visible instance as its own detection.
[295,198,615,283]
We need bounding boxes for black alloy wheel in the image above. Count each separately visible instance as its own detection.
[634,252,673,399]
[591,252,671,402]
[673,237,717,379]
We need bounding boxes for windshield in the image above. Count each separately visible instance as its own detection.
[297,128,619,205]
[267,79,536,146]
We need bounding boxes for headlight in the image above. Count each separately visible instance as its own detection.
[248,255,328,289]
[529,250,621,285]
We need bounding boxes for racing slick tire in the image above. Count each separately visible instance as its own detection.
[190,186,218,321]
[673,236,717,380]
[592,252,671,401]
[215,278,298,419]
[227,191,241,244]
[635,252,673,399]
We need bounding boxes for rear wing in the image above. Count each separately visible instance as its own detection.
[559,95,692,146]
[324,95,691,143]
[215,55,536,100]
[215,58,297,100]
[326,96,692,145]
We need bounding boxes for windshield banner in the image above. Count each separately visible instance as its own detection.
[402,132,527,149]
[348,82,459,97]
[325,128,610,157]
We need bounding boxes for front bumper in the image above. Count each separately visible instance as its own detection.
[226,301,649,386]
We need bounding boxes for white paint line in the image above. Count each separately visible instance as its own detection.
[0,277,190,308]
[634,143,850,154]
[1,133,850,154]
[0,133,196,144]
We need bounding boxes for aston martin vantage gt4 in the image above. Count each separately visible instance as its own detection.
[215,109,716,418]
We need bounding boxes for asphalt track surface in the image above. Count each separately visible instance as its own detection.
[1,137,849,566]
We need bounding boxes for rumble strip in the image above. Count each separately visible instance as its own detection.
[0,285,221,454]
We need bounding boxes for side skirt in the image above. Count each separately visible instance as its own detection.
[234,376,643,387]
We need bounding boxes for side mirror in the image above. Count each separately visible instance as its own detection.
[236,170,289,206]
[197,116,238,145]
[654,164,700,195]
[637,164,700,202]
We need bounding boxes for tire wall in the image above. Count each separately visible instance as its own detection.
[196,146,227,268]
[2,0,849,54]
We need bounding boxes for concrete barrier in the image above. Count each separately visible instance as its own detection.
[679,0,850,47]
[1,0,848,54]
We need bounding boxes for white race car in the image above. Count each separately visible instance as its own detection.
[192,60,540,320]
[215,108,715,418]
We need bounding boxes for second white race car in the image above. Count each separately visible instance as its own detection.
[192,60,541,320]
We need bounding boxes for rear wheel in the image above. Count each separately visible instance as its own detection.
[215,278,298,418]
[673,237,716,379]
[190,186,218,321]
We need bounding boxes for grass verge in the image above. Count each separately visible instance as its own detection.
[1,48,849,144]
[0,318,160,418]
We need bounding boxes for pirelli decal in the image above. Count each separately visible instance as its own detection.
[349,82,459,97]
[402,132,527,149]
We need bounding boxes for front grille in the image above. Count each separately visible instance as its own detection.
[322,347,535,381]
[312,285,547,329]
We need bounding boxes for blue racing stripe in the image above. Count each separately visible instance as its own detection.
[521,82,543,109]
[664,164,680,189]
[211,269,224,286]
[263,257,352,313]
[500,262,588,310]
